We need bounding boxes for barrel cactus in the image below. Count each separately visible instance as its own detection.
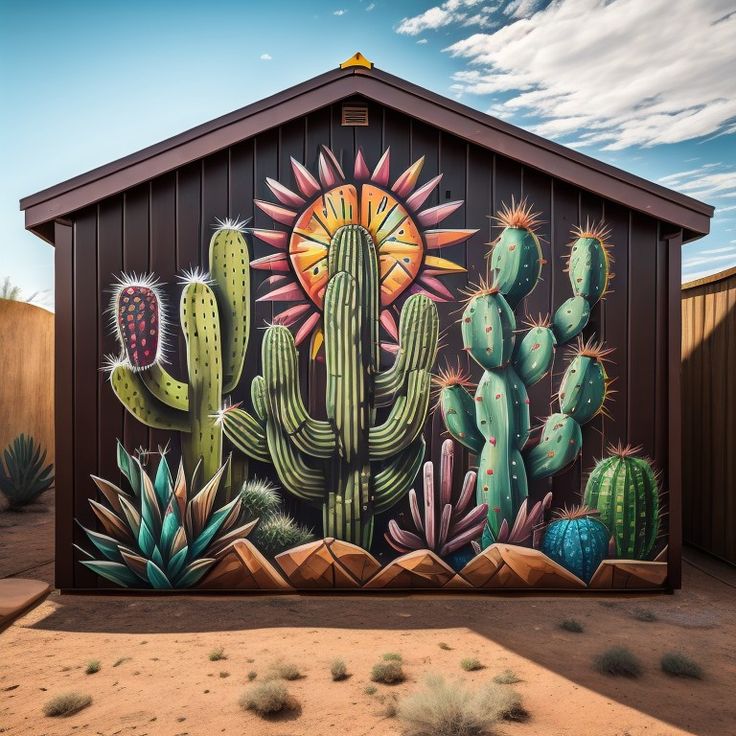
[540,506,609,583]
[77,443,255,589]
[583,443,661,560]
[105,218,265,483]
[437,202,613,545]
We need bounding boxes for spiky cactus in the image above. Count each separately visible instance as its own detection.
[385,439,486,557]
[582,443,660,560]
[437,202,613,545]
[106,219,266,482]
[0,434,54,510]
[77,443,255,588]
[221,225,438,548]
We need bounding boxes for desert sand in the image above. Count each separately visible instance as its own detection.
[1,500,735,736]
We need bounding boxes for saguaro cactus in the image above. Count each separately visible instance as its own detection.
[437,202,613,544]
[106,219,266,481]
[582,443,660,560]
[221,224,439,548]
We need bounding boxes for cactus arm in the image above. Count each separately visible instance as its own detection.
[512,325,556,387]
[180,281,223,480]
[110,365,189,432]
[219,407,270,463]
[375,294,438,405]
[373,435,425,513]
[368,369,431,460]
[209,226,251,394]
[139,364,189,411]
[524,413,582,479]
[490,226,543,308]
[261,326,336,458]
[558,354,607,425]
[552,296,591,343]
[439,384,484,454]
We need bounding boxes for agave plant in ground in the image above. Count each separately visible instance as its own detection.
[385,439,486,557]
[76,442,256,588]
[0,434,54,510]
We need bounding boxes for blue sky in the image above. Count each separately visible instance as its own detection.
[2,0,734,309]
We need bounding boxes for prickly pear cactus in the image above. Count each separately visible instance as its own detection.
[106,219,266,482]
[540,506,609,583]
[583,443,660,560]
[437,201,613,544]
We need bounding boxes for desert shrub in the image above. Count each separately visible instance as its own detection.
[438,642,452,651]
[209,647,226,662]
[239,681,296,716]
[253,512,314,557]
[661,652,703,679]
[371,660,405,684]
[267,661,301,681]
[43,692,92,717]
[560,618,584,633]
[247,671,257,681]
[493,669,521,685]
[240,477,280,520]
[594,647,642,677]
[364,685,377,695]
[398,675,527,736]
[0,434,54,510]
[632,608,657,622]
[85,660,101,675]
[460,658,483,672]
[330,658,348,681]
[382,652,403,662]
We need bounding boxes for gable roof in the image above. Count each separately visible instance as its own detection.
[21,60,713,245]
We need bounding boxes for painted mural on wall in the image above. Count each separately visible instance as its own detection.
[76,145,667,591]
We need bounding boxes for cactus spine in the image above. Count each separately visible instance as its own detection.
[583,443,660,560]
[108,220,266,482]
[437,203,612,544]
[222,225,438,548]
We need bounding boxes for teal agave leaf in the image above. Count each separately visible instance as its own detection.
[81,526,123,562]
[117,440,140,496]
[167,545,189,582]
[154,454,173,509]
[189,496,240,559]
[146,559,172,589]
[81,560,139,587]
[176,558,215,588]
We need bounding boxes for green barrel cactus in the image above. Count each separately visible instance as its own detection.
[437,202,613,544]
[221,224,438,549]
[583,443,661,560]
[106,218,266,482]
[540,506,609,583]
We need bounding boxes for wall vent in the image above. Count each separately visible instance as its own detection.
[341,104,369,126]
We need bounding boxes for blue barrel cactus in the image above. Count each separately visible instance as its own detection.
[540,506,609,583]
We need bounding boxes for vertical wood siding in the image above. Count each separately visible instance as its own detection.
[681,268,736,565]
[57,98,674,588]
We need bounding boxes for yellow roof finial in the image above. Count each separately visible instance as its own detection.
[340,52,373,70]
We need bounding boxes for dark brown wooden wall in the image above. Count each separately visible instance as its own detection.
[681,268,736,565]
[55,97,680,589]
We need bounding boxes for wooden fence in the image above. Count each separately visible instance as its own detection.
[681,265,736,564]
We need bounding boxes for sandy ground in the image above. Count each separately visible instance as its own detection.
[1,497,735,736]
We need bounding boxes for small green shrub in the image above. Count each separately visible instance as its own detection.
[0,434,54,510]
[594,647,642,678]
[239,477,280,520]
[209,647,226,662]
[493,669,521,685]
[330,658,348,681]
[632,608,657,622]
[85,660,100,675]
[267,661,301,681]
[247,670,257,681]
[43,692,92,717]
[438,642,452,651]
[239,681,296,717]
[560,618,584,633]
[382,652,403,662]
[661,652,703,679]
[371,660,405,685]
[253,512,314,557]
[397,675,527,736]
[460,658,483,672]
[364,685,377,695]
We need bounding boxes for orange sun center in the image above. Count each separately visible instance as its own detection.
[289,184,424,308]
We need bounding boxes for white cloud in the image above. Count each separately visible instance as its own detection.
[503,0,541,18]
[417,38,429,44]
[259,53,272,61]
[397,0,483,35]
[444,0,736,150]
[334,8,347,15]
[366,2,375,9]
[658,165,736,202]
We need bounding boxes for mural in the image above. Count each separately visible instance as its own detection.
[77,146,667,591]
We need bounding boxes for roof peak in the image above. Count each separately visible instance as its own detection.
[340,52,373,70]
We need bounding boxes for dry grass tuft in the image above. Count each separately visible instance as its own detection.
[208,647,226,662]
[239,681,297,717]
[382,652,403,662]
[594,647,642,678]
[460,658,483,672]
[267,661,302,681]
[330,658,348,681]
[560,618,584,633]
[371,660,405,685]
[438,642,452,651]
[84,660,100,675]
[398,675,527,736]
[247,670,257,681]
[364,685,378,696]
[493,669,521,685]
[661,652,703,679]
[43,692,92,718]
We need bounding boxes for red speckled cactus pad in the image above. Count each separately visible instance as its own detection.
[116,285,160,368]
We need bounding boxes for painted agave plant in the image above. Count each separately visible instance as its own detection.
[76,443,255,589]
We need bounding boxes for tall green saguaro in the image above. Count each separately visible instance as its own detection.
[108,220,264,482]
[222,225,438,548]
[437,204,613,544]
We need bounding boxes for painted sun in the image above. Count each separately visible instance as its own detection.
[250,145,477,347]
